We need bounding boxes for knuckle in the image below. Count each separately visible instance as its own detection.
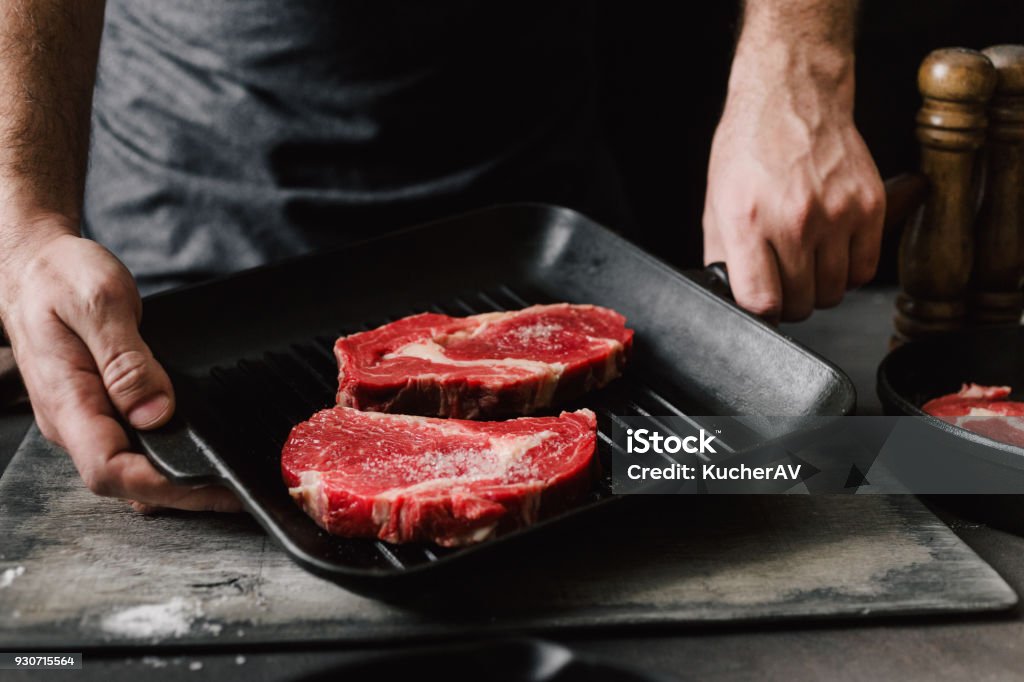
[103,349,151,397]
[740,203,760,227]
[718,203,760,232]
[741,293,783,319]
[18,247,60,287]
[821,193,849,224]
[80,275,131,316]
[82,466,118,497]
[782,199,816,239]
[862,185,886,220]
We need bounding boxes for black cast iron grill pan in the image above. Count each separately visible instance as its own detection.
[135,203,855,596]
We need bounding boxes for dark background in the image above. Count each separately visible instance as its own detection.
[596,0,1024,283]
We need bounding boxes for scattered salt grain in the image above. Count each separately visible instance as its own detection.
[509,323,562,344]
[200,622,223,636]
[0,566,24,588]
[101,597,196,638]
[189,661,203,671]
[235,655,246,665]
[141,657,168,669]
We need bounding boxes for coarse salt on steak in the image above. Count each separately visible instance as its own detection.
[282,406,597,546]
[334,303,633,418]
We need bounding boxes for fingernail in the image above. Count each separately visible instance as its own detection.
[128,394,171,427]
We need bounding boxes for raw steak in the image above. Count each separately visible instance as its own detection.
[922,383,1024,447]
[281,406,597,546]
[335,303,634,418]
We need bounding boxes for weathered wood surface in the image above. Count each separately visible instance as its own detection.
[0,428,1015,649]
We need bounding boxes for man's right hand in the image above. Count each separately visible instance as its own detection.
[0,219,241,512]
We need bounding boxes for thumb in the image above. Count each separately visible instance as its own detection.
[99,340,176,429]
[62,282,176,429]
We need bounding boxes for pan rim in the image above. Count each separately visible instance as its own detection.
[877,325,1024,465]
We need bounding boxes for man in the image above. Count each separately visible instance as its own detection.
[0,1,883,512]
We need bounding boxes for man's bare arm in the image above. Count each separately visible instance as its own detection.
[0,0,104,225]
[0,1,240,512]
[703,0,885,322]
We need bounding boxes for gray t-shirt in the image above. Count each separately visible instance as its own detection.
[84,1,631,294]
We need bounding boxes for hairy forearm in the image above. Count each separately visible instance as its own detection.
[731,0,859,107]
[740,0,859,51]
[0,0,105,227]
[705,0,883,323]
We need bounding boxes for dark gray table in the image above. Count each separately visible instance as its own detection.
[3,286,1024,681]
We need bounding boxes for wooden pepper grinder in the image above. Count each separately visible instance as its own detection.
[971,45,1024,325]
[895,48,996,342]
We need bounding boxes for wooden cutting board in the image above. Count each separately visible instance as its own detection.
[0,427,1016,649]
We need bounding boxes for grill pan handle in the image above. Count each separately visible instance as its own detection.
[135,372,223,484]
[699,174,926,306]
[136,416,221,484]
[703,262,734,300]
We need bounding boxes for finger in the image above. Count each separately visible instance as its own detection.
[848,215,884,288]
[702,213,727,265]
[53,390,238,511]
[11,314,81,448]
[849,183,886,287]
[23,319,239,512]
[104,453,243,512]
[814,236,849,309]
[61,400,240,512]
[773,236,816,322]
[724,238,784,324]
[58,281,176,429]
